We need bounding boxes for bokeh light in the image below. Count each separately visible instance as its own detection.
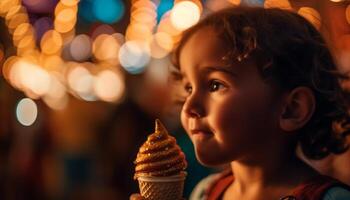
[67,65,94,98]
[13,23,35,46]
[61,0,80,6]
[0,0,21,17]
[6,13,29,34]
[157,0,173,22]
[264,0,292,10]
[92,0,125,24]
[40,30,63,55]
[227,0,242,6]
[170,1,201,31]
[41,55,65,72]
[90,24,116,40]
[125,23,153,41]
[5,5,26,21]
[43,73,68,110]
[298,7,321,30]
[119,40,151,74]
[16,98,38,126]
[16,35,36,56]
[150,32,174,59]
[13,59,51,95]
[34,17,53,43]
[22,0,58,14]
[92,34,120,61]
[54,8,77,33]
[70,34,92,62]
[94,70,125,102]
[55,1,78,16]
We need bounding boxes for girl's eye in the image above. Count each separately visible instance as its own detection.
[184,83,192,94]
[209,80,226,92]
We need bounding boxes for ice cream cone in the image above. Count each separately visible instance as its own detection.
[138,172,186,200]
[134,119,187,200]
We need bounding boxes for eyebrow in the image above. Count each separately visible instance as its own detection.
[201,66,238,77]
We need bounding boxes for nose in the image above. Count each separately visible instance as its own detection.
[182,92,205,118]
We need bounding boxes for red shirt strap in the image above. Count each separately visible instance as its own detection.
[207,170,233,200]
[291,175,350,200]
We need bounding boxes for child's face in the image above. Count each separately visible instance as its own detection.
[179,27,284,166]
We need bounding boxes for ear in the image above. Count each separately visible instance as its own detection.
[279,87,315,132]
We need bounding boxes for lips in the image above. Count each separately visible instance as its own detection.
[191,129,212,135]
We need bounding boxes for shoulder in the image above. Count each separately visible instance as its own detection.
[189,169,232,200]
[323,187,350,200]
[189,173,221,200]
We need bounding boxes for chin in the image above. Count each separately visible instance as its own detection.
[195,148,229,167]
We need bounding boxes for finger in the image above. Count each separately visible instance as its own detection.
[130,193,143,200]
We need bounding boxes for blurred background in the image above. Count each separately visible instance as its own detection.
[0,0,349,199]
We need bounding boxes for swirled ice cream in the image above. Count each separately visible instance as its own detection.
[134,119,187,179]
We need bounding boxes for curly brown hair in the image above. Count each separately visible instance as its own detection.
[172,6,350,160]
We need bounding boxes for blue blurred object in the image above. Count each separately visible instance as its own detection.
[157,0,174,23]
[241,0,265,6]
[78,0,98,23]
[92,0,125,24]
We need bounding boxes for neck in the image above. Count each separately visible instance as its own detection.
[229,144,317,197]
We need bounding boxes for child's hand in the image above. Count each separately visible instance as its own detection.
[130,194,144,200]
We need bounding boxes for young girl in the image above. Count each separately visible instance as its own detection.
[131,6,350,200]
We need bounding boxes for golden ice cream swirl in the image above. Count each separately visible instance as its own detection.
[134,119,187,179]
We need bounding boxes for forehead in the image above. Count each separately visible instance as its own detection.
[179,26,230,72]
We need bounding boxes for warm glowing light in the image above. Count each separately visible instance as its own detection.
[5,5,26,21]
[70,34,92,62]
[132,0,157,12]
[61,28,76,45]
[61,0,80,6]
[42,73,68,110]
[125,23,153,41]
[2,56,19,81]
[264,0,292,10]
[40,30,63,55]
[93,34,120,61]
[16,35,36,56]
[14,59,51,95]
[0,0,21,17]
[112,33,125,45]
[227,0,241,6]
[16,98,38,126]
[6,13,29,33]
[54,8,77,33]
[131,7,157,29]
[43,93,68,110]
[119,40,150,74]
[13,23,35,47]
[67,66,94,96]
[170,1,201,31]
[329,0,345,2]
[94,70,125,102]
[55,1,78,16]
[150,32,174,59]
[298,7,321,30]
[90,24,115,40]
[158,15,181,37]
[42,55,64,72]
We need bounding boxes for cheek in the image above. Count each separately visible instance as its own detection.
[180,109,189,133]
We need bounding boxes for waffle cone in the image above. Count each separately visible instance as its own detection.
[137,172,186,200]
